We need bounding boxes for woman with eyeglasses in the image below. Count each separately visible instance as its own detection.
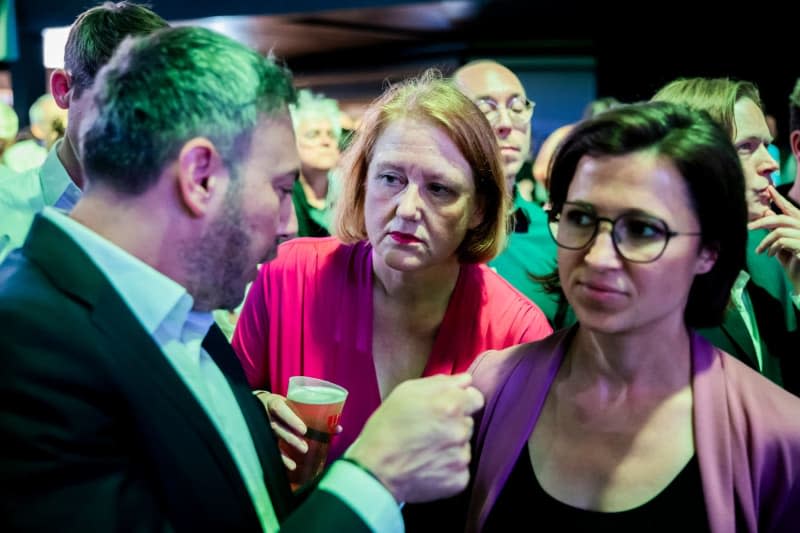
[406,102,800,532]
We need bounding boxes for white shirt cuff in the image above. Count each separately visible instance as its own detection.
[318,460,403,533]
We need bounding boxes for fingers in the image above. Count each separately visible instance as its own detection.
[281,453,297,471]
[425,374,484,415]
[462,385,485,415]
[753,227,800,256]
[266,394,307,434]
[748,213,800,231]
[754,231,779,254]
[270,422,309,454]
[448,372,473,389]
[767,237,800,260]
[768,185,800,217]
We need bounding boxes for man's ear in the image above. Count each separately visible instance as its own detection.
[50,70,72,110]
[790,130,800,160]
[177,138,226,217]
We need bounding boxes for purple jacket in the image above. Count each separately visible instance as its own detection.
[466,328,800,533]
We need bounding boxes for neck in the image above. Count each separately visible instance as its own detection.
[57,135,85,190]
[566,316,692,391]
[69,187,180,286]
[372,253,461,309]
[300,167,329,200]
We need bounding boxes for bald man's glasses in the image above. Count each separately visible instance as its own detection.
[475,96,535,128]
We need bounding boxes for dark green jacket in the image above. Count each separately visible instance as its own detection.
[292,179,330,238]
[490,196,574,330]
[698,228,800,396]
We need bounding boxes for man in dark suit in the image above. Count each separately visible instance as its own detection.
[653,77,800,397]
[0,26,483,532]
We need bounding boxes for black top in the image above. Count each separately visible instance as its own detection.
[484,447,710,532]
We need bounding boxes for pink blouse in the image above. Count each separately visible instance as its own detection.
[233,237,552,461]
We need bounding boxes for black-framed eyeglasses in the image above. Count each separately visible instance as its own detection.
[546,202,703,263]
[475,96,535,128]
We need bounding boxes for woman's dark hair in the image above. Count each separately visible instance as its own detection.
[546,101,746,328]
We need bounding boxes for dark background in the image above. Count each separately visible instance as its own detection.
[8,0,800,151]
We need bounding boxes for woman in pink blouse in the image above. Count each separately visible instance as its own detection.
[232,71,552,467]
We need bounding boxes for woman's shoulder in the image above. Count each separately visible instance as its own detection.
[694,334,800,442]
[717,348,800,430]
[468,329,568,395]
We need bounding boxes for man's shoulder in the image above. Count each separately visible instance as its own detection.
[0,169,47,262]
[0,250,65,329]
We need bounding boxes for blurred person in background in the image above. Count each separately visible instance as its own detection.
[454,59,571,329]
[0,1,168,263]
[290,89,342,237]
[654,77,800,396]
[777,78,800,208]
[0,101,19,177]
[532,97,621,204]
[1,94,59,173]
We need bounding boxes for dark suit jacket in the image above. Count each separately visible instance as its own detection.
[698,229,800,397]
[0,216,370,532]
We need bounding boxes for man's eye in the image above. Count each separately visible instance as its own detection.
[476,101,497,114]
[736,141,759,154]
[508,100,525,113]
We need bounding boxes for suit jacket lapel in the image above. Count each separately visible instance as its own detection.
[746,229,797,333]
[204,324,295,520]
[23,215,260,522]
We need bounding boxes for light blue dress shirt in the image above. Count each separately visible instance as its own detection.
[0,141,79,262]
[42,208,401,533]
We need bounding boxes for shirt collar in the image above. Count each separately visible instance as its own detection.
[731,270,751,298]
[41,207,213,338]
[40,140,81,210]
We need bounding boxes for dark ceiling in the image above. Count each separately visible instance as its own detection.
[9,0,800,142]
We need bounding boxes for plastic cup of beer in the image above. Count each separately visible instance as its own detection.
[279,376,348,490]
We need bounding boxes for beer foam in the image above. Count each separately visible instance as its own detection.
[288,385,347,404]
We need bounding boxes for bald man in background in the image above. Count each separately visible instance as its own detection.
[454,60,572,329]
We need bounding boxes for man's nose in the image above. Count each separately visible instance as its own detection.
[493,108,514,138]
[755,144,779,178]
